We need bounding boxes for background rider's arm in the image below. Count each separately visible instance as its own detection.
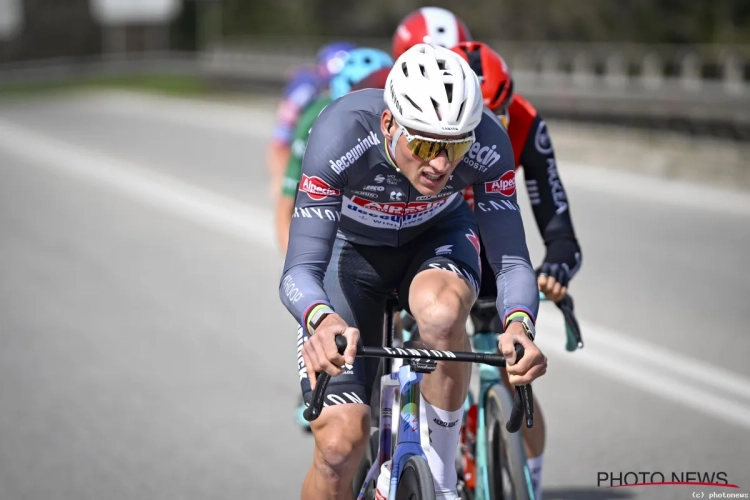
[275,112,313,253]
[278,104,355,333]
[519,116,582,277]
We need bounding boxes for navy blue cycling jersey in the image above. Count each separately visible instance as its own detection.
[279,89,539,330]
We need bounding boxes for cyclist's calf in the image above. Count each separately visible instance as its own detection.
[305,404,369,499]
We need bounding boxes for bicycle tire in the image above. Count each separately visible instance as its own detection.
[396,455,436,500]
[485,384,533,500]
[352,428,380,499]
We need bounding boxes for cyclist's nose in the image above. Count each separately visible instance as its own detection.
[427,150,451,172]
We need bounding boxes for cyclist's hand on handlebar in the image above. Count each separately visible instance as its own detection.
[537,239,581,303]
[537,273,567,303]
[302,313,359,390]
[500,322,547,386]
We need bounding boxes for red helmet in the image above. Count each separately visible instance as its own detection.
[451,41,514,114]
[392,7,472,60]
[350,67,390,93]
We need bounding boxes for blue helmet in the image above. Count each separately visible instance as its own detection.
[329,48,394,100]
[316,41,357,77]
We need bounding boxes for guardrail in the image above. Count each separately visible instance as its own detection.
[202,38,750,139]
[1,39,749,140]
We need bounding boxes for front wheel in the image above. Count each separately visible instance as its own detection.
[485,384,533,500]
[396,455,436,500]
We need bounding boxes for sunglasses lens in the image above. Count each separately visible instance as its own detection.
[446,140,474,161]
[406,135,475,162]
[407,138,442,161]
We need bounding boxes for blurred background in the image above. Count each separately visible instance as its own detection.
[1,1,749,499]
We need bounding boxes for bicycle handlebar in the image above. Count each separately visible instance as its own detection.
[539,291,584,351]
[303,335,533,433]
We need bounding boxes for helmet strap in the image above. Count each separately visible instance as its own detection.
[389,126,403,162]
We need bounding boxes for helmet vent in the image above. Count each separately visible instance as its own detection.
[456,100,466,123]
[405,95,423,112]
[431,98,442,120]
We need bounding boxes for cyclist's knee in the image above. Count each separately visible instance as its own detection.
[410,272,474,346]
[311,404,369,479]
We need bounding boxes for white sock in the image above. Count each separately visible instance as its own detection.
[527,454,544,500]
[422,398,464,499]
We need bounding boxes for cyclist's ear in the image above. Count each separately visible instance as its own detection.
[381,110,396,140]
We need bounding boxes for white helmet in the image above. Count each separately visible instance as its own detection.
[385,43,483,136]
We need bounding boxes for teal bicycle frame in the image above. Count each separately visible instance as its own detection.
[463,291,582,500]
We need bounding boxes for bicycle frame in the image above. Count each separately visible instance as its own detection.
[357,362,427,500]
[466,292,568,500]
[357,298,428,500]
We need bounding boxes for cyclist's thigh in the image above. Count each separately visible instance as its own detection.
[398,209,483,312]
[298,238,404,408]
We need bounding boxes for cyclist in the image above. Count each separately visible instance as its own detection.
[275,48,394,253]
[451,40,583,500]
[279,44,547,500]
[392,6,473,59]
[267,41,356,199]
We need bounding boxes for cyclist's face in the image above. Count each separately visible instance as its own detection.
[381,111,469,196]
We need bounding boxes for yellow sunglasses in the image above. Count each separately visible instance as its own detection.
[398,125,476,162]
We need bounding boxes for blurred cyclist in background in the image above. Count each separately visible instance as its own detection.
[273,48,393,434]
[391,6,472,59]
[267,41,356,199]
[450,40,582,500]
[275,47,394,254]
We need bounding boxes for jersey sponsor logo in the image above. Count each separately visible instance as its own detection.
[329,130,381,174]
[462,141,502,172]
[293,206,342,220]
[342,194,457,229]
[282,275,303,304]
[350,196,448,216]
[484,170,516,197]
[300,174,340,200]
[389,191,404,201]
[363,185,385,192]
[374,174,385,183]
[416,191,454,201]
[476,200,520,212]
[546,158,568,214]
[435,245,453,256]
[352,190,379,199]
[535,120,553,155]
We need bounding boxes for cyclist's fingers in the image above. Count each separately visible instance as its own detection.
[313,336,344,377]
[301,341,319,389]
[550,280,563,299]
[509,360,547,385]
[505,340,542,375]
[342,327,360,366]
[537,275,549,291]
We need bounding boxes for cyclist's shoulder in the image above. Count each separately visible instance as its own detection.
[311,89,385,132]
[508,93,538,121]
[304,90,387,178]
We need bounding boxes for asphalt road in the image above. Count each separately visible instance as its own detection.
[0,91,749,500]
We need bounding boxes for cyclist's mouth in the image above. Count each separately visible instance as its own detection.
[422,172,445,183]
